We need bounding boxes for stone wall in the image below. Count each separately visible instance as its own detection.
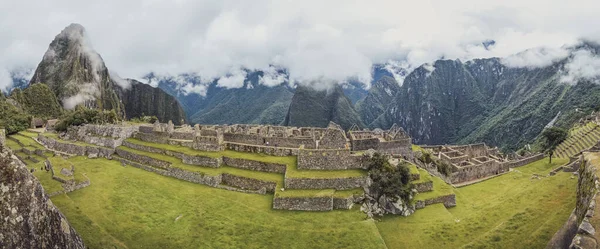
[351,138,380,151]
[415,194,456,209]
[222,157,286,173]
[122,140,164,154]
[139,125,154,133]
[221,173,276,193]
[272,196,333,211]
[284,176,368,190]
[449,160,509,184]
[168,151,221,168]
[503,153,544,168]
[223,133,263,145]
[115,148,171,169]
[67,124,138,148]
[297,149,365,170]
[318,129,348,149]
[117,158,221,187]
[39,135,114,158]
[333,196,355,210]
[570,157,599,248]
[378,139,412,156]
[171,131,194,140]
[264,136,316,149]
[226,143,298,156]
[414,181,433,192]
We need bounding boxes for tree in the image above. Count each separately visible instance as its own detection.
[541,127,568,163]
[366,153,413,204]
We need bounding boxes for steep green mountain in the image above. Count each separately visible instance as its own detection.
[9,83,62,119]
[356,76,400,126]
[283,84,364,129]
[29,23,122,113]
[26,23,186,125]
[117,79,187,125]
[190,76,293,125]
[368,42,600,151]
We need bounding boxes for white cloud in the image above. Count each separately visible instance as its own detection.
[0,0,599,91]
[62,83,98,109]
[501,47,570,68]
[181,83,208,96]
[560,49,600,84]
[259,66,287,87]
[110,71,131,90]
[216,68,247,88]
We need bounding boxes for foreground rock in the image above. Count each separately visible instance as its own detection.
[0,137,85,248]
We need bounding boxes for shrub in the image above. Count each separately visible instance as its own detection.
[366,153,413,204]
[55,106,120,132]
[0,99,31,134]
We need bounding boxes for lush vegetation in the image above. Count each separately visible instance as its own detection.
[0,99,30,134]
[366,153,413,204]
[9,83,62,118]
[541,127,568,163]
[55,106,120,132]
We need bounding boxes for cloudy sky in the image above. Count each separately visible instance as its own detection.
[1,0,600,92]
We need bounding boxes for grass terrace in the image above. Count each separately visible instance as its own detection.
[116,146,285,187]
[29,155,575,248]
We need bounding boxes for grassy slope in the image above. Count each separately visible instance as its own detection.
[50,157,386,249]
[376,158,575,249]
[21,139,574,248]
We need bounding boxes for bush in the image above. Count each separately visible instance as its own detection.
[55,106,120,132]
[417,150,452,176]
[0,100,31,134]
[366,153,413,204]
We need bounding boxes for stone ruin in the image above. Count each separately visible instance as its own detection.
[421,143,544,184]
[136,121,415,165]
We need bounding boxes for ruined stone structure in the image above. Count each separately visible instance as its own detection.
[422,144,543,184]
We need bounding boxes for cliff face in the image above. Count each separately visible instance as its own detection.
[0,139,86,248]
[118,79,187,125]
[29,23,123,113]
[283,84,364,130]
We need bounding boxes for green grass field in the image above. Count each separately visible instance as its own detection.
[377,158,575,248]
[31,155,575,249]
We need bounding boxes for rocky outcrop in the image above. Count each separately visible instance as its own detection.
[0,144,85,248]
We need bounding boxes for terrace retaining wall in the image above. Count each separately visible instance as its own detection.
[222,157,286,173]
[297,149,365,170]
[504,153,544,168]
[226,143,298,156]
[115,148,171,169]
[415,194,456,209]
[117,158,221,187]
[284,176,368,190]
[221,174,276,193]
[39,135,114,158]
[414,181,433,192]
[272,196,333,211]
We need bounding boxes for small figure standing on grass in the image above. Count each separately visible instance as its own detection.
[541,127,567,164]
